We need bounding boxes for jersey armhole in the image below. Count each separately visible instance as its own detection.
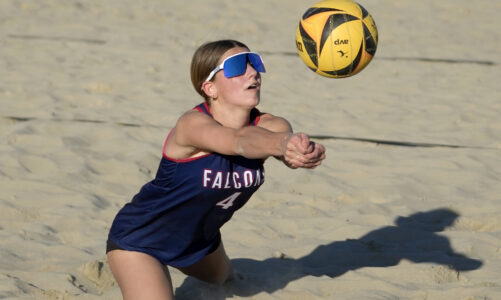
[251,108,262,126]
[162,128,212,162]
[254,114,261,126]
[162,128,175,158]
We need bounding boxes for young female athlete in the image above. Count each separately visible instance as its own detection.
[106,39,326,299]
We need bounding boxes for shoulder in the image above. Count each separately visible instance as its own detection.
[176,107,216,129]
[257,112,292,133]
[170,107,220,149]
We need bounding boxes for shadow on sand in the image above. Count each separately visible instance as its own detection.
[175,208,482,299]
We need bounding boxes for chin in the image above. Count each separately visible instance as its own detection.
[250,96,260,107]
[251,91,261,105]
[241,94,260,107]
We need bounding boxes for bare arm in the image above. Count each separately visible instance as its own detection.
[258,113,326,169]
[168,110,325,168]
[171,110,290,159]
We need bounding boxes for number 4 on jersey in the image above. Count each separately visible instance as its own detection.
[216,192,241,210]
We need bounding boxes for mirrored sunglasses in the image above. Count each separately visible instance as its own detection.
[204,52,266,83]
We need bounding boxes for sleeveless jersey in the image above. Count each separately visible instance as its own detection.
[108,103,265,267]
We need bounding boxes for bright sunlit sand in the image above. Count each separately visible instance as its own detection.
[1,0,500,299]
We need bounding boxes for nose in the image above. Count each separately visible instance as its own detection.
[245,62,259,78]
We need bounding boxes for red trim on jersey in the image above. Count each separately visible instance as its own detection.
[162,128,173,157]
[163,103,261,162]
[253,113,261,126]
[196,102,261,126]
[203,102,212,116]
[194,103,212,116]
[162,128,212,162]
[164,152,212,163]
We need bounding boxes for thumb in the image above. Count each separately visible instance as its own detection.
[297,133,311,154]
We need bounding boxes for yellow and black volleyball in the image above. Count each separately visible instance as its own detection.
[295,0,378,78]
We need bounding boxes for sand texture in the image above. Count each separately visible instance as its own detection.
[1,0,500,299]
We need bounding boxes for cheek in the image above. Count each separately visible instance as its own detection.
[218,82,234,96]
[220,78,244,94]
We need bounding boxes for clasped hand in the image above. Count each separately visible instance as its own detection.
[282,133,326,169]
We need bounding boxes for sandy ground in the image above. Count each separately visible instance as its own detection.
[1,0,500,299]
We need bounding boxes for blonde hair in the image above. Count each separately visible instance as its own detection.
[190,40,249,102]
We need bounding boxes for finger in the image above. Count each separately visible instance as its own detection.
[287,138,307,155]
[284,143,326,167]
[289,153,325,167]
[307,141,315,153]
[290,159,323,169]
[299,133,311,153]
[284,151,305,168]
[309,143,326,158]
[300,148,326,162]
[289,133,310,154]
[304,141,319,155]
[297,154,326,168]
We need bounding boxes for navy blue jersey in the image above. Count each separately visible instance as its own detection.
[108,103,265,267]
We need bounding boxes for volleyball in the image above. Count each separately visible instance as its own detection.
[295,0,378,78]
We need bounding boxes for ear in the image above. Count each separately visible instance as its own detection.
[201,81,217,99]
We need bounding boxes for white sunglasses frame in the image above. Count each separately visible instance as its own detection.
[203,51,264,84]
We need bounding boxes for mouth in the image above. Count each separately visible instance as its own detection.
[247,82,260,90]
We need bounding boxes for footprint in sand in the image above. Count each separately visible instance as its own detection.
[429,265,462,284]
[76,259,115,294]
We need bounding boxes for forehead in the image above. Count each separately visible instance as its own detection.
[219,46,249,63]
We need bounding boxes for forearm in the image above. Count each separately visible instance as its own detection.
[234,126,291,159]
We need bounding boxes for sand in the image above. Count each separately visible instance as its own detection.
[1,0,500,299]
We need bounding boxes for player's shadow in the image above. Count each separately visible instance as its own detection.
[174,208,482,299]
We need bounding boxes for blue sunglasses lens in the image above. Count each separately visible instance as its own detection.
[222,53,265,78]
[248,53,265,73]
[222,54,247,78]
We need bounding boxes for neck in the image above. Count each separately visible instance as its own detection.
[209,101,252,129]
